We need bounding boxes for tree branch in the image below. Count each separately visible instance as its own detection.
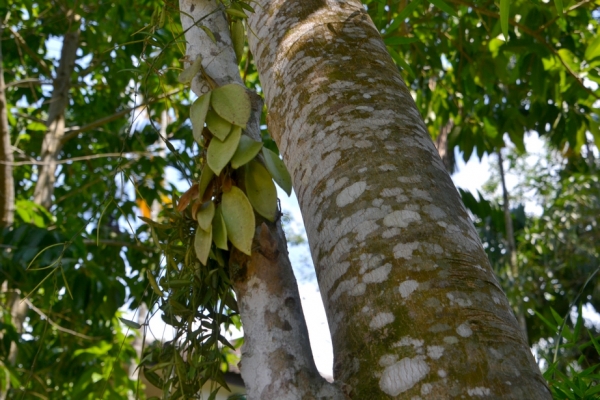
[1,151,157,166]
[8,27,52,77]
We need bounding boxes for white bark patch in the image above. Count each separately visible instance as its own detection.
[427,346,444,360]
[336,181,367,207]
[446,292,473,307]
[456,323,473,337]
[350,282,366,296]
[362,263,392,283]
[423,204,446,219]
[468,387,491,396]
[399,280,419,298]
[383,210,421,228]
[443,336,459,344]
[370,312,395,329]
[393,242,420,259]
[438,369,447,378]
[493,296,501,304]
[410,188,432,201]
[421,383,433,395]
[378,163,396,171]
[379,356,430,396]
[382,228,399,238]
[354,220,379,241]
[379,354,398,367]
[393,337,424,349]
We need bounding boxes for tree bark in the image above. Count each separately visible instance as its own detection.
[33,29,79,210]
[248,1,550,398]
[179,2,341,397]
[0,20,14,227]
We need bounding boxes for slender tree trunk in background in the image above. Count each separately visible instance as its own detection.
[434,120,455,174]
[497,151,528,342]
[179,2,341,397]
[248,0,550,398]
[33,29,79,210]
[0,21,14,227]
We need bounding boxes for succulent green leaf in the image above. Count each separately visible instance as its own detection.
[225,8,248,19]
[212,205,228,250]
[207,126,242,175]
[200,25,216,43]
[119,317,141,330]
[210,84,251,128]
[197,201,215,231]
[198,165,215,200]
[221,186,255,255]
[245,160,278,221]
[194,223,212,266]
[206,110,233,141]
[177,56,203,84]
[232,20,245,62]
[500,0,509,41]
[231,135,263,169]
[261,147,292,196]
[191,92,211,145]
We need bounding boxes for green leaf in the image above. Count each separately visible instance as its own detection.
[210,84,251,128]
[231,135,263,169]
[383,37,420,46]
[385,0,422,36]
[194,223,212,266]
[190,92,211,145]
[554,0,563,16]
[178,56,203,84]
[212,205,228,250]
[261,147,292,196]
[387,47,416,78]
[119,317,141,330]
[231,20,245,62]
[207,125,242,175]
[245,160,278,222]
[225,8,248,19]
[585,35,600,62]
[221,186,255,255]
[429,0,457,17]
[200,25,216,43]
[206,110,233,141]
[500,0,509,41]
[198,165,215,200]
[147,270,165,297]
[196,201,215,231]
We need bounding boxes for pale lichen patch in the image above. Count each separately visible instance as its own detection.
[379,354,398,367]
[467,387,491,397]
[384,210,421,228]
[370,312,395,329]
[399,280,419,298]
[443,336,459,344]
[336,181,367,207]
[421,383,433,395]
[446,292,473,307]
[393,336,424,349]
[456,323,473,337]
[379,356,430,396]
[393,242,420,259]
[438,369,447,378]
[363,263,392,283]
[427,346,444,360]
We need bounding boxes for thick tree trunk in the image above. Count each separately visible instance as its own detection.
[248,1,550,398]
[0,21,14,227]
[33,29,79,210]
[179,2,341,397]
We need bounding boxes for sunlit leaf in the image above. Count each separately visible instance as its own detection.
[221,186,255,255]
[194,223,212,265]
[206,110,233,141]
[197,201,215,231]
[245,160,277,221]
[210,84,251,128]
[178,56,203,84]
[207,125,242,175]
[231,135,263,169]
[261,147,292,196]
[191,92,211,145]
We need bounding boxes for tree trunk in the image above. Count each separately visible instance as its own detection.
[247,1,550,398]
[33,29,79,210]
[0,21,14,227]
[179,2,341,397]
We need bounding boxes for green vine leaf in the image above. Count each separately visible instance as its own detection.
[245,160,277,222]
[197,201,215,231]
[221,186,255,255]
[119,317,141,330]
[212,205,228,250]
[207,125,242,175]
[231,20,245,62]
[206,110,233,141]
[178,56,203,84]
[231,135,263,169]
[194,223,212,266]
[210,84,251,128]
[191,92,211,145]
[198,165,215,201]
[261,147,292,196]
[500,0,509,40]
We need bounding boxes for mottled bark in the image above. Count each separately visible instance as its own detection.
[33,30,79,210]
[0,21,14,227]
[248,1,550,398]
[179,1,339,397]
